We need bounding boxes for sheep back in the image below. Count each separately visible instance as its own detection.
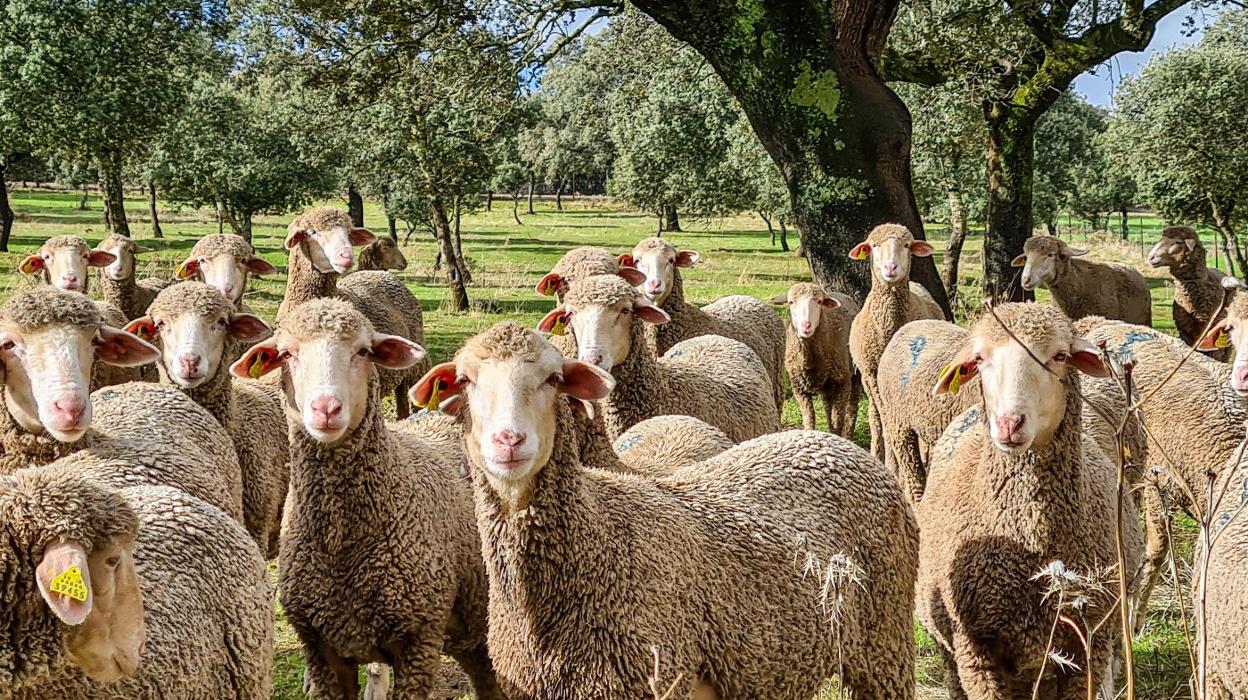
[612,414,733,476]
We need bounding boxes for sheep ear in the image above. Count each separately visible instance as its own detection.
[85,251,115,268]
[284,227,310,250]
[535,273,562,297]
[1060,244,1089,258]
[123,317,159,343]
[1198,321,1232,351]
[230,341,284,379]
[94,327,161,367]
[131,244,154,255]
[245,257,277,276]
[411,362,464,412]
[227,314,272,343]
[1069,338,1108,377]
[19,255,44,274]
[616,253,636,268]
[634,298,670,325]
[848,243,871,261]
[37,542,93,626]
[558,359,614,401]
[617,267,646,287]
[910,240,934,257]
[369,334,426,370]
[933,349,979,395]
[820,296,841,309]
[770,293,789,305]
[674,251,699,267]
[538,308,571,335]
[174,258,199,279]
[1010,254,1027,268]
[348,227,376,246]
[1185,237,1198,252]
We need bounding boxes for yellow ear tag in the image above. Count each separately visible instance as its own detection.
[425,379,443,410]
[550,316,568,336]
[940,362,965,394]
[852,248,870,261]
[538,283,555,297]
[1216,330,1231,349]
[248,350,271,379]
[174,260,194,279]
[50,566,89,602]
[134,324,152,341]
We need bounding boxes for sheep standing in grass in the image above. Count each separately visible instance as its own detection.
[233,299,502,699]
[358,237,408,271]
[621,238,786,414]
[278,206,427,417]
[771,283,860,436]
[540,274,779,442]
[411,321,918,699]
[1201,437,1248,699]
[1148,225,1226,353]
[125,283,288,558]
[917,303,1143,699]
[848,223,944,460]
[0,464,273,700]
[93,233,169,320]
[1013,235,1152,326]
[536,245,645,303]
[175,233,277,312]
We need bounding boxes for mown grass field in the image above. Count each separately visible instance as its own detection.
[2,188,1205,698]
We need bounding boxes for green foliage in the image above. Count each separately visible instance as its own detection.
[896,81,987,224]
[1034,93,1111,229]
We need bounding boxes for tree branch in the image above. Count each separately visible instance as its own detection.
[879,47,955,85]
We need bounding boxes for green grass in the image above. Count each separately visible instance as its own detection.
[3,188,1201,698]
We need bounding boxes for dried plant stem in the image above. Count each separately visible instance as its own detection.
[1115,361,1138,700]
[1033,591,1068,700]
[648,645,682,700]
[1161,494,1198,679]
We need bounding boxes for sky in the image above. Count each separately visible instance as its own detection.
[1072,6,1207,108]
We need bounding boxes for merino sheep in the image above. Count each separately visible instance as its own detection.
[917,303,1143,699]
[175,233,277,310]
[358,237,408,271]
[410,321,918,699]
[1148,225,1227,353]
[0,462,273,700]
[610,414,734,475]
[125,283,288,558]
[538,246,647,362]
[1201,440,1248,699]
[622,237,786,414]
[1013,235,1152,326]
[771,283,860,436]
[232,298,502,699]
[93,233,170,320]
[540,274,779,442]
[848,223,944,460]
[278,206,428,418]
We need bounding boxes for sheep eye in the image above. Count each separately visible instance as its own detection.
[0,340,14,351]
[105,555,121,568]
[155,320,167,330]
[1053,351,1069,363]
[546,373,562,386]
[357,348,369,357]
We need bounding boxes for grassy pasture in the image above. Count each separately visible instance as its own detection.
[2,188,1204,698]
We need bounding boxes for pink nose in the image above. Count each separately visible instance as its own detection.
[61,274,79,286]
[51,397,86,426]
[800,321,813,334]
[336,250,354,267]
[646,279,661,292]
[219,284,235,299]
[882,263,898,276]
[178,354,202,377]
[1233,365,1248,391]
[310,397,343,426]
[994,414,1026,443]
[491,431,526,448]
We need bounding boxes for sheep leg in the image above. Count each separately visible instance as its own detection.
[451,642,506,700]
[303,639,360,700]
[821,389,836,436]
[363,663,392,700]
[936,644,968,700]
[395,383,412,420]
[388,639,441,699]
[863,376,885,460]
[950,643,1011,700]
[895,429,927,504]
[796,391,818,431]
[1134,485,1170,631]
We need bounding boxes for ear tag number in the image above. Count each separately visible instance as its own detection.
[551,316,568,336]
[1216,331,1231,349]
[50,566,88,602]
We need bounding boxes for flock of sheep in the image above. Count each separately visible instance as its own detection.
[0,207,1245,700]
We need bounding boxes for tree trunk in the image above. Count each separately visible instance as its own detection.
[77,185,89,211]
[1120,209,1128,240]
[555,177,564,211]
[452,197,471,284]
[527,179,535,215]
[1209,198,1244,277]
[241,211,253,242]
[982,110,1042,303]
[779,218,790,252]
[347,184,365,227]
[215,199,224,235]
[631,0,950,315]
[512,190,522,226]
[762,212,776,245]
[486,191,493,211]
[431,200,469,312]
[941,181,969,302]
[221,206,251,242]
[147,182,163,239]
[100,167,130,236]
[387,213,398,242]
[0,163,14,253]
[663,205,682,232]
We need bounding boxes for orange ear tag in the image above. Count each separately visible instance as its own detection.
[50,566,89,602]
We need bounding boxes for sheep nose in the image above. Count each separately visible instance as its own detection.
[219,284,235,299]
[52,397,86,425]
[335,250,354,267]
[178,354,202,377]
[882,263,898,276]
[61,274,80,288]
[645,279,661,293]
[491,431,526,448]
[310,397,342,420]
[1233,365,1248,391]
[800,321,813,334]
[994,414,1026,443]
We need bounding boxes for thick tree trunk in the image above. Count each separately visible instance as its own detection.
[555,177,564,211]
[527,180,535,215]
[982,110,1043,303]
[347,184,365,227]
[941,181,969,302]
[221,206,252,242]
[1120,208,1128,239]
[241,211,253,242]
[485,190,493,211]
[633,0,950,315]
[100,167,130,237]
[663,205,682,232]
[0,163,13,253]
[147,182,163,239]
[779,218,790,252]
[387,213,398,242]
[432,200,469,312]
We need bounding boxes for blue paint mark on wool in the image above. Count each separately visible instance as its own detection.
[900,335,927,387]
[615,434,643,453]
[1112,329,1157,362]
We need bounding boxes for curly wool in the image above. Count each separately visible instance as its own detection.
[1203,443,1248,696]
[0,287,100,333]
[550,246,620,283]
[781,285,860,438]
[1023,236,1152,326]
[357,238,406,271]
[190,233,256,260]
[611,414,733,475]
[290,206,353,235]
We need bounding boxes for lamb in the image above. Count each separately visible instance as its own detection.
[848,223,944,460]
[540,274,779,442]
[409,321,919,699]
[916,303,1143,699]
[1200,439,1248,699]
[357,236,408,271]
[1148,225,1227,352]
[92,234,170,321]
[231,298,502,699]
[1013,235,1152,326]
[175,233,277,310]
[278,206,428,418]
[771,283,860,436]
[622,237,786,414]
[124,282,289,558]
[0,287,245,522]
[0,464,273,700]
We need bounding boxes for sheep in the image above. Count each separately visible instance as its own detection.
[124,282,288,558]
[0,462,273,699]
[409,321,919,699]
[1013,235,1152,326]
[1201,440,1248,699]
[848,223,944,460]
[175,233,277,311]
[1148,225,1227,353]
[771,283,860,436]
[610,414,734,475]
[278,206,428,418]
[916,302,1144,699]
[538,245,647,362]
[622,237,786,414]
[231,298,502,700]
[93,233,170,321]
[358,236,408,271]
[540,274,779,443]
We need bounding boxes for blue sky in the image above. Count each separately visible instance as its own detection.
[1072,6,1206,108]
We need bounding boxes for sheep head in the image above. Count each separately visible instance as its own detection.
[539,274,669,371]
[1011,236,1087,292]
[284,207,374,274]
[1200,277,1248,394]
[1147,226,1200,269]
[847,224,932,286]
[176,234,276,305]
[771,283,841,338]
[536,246,645,301]
[94,234,153,283]
[622,237,698,305]
[20,236,115,293]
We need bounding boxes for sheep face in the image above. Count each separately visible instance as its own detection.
[20,238,115,293]
[284,222,375,274]
[541,280,670,370]
[1011,236,1087,292]
[935,304,1106,454]
[848,226,932,285]
[180,254,276,305]
[411,323,613,492]
[94,235,151,282]
[373,239,408,271]
[772,283,840,338]
[231,302,425,444]
[621,238,698,305]
[1147,228,1199,269]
